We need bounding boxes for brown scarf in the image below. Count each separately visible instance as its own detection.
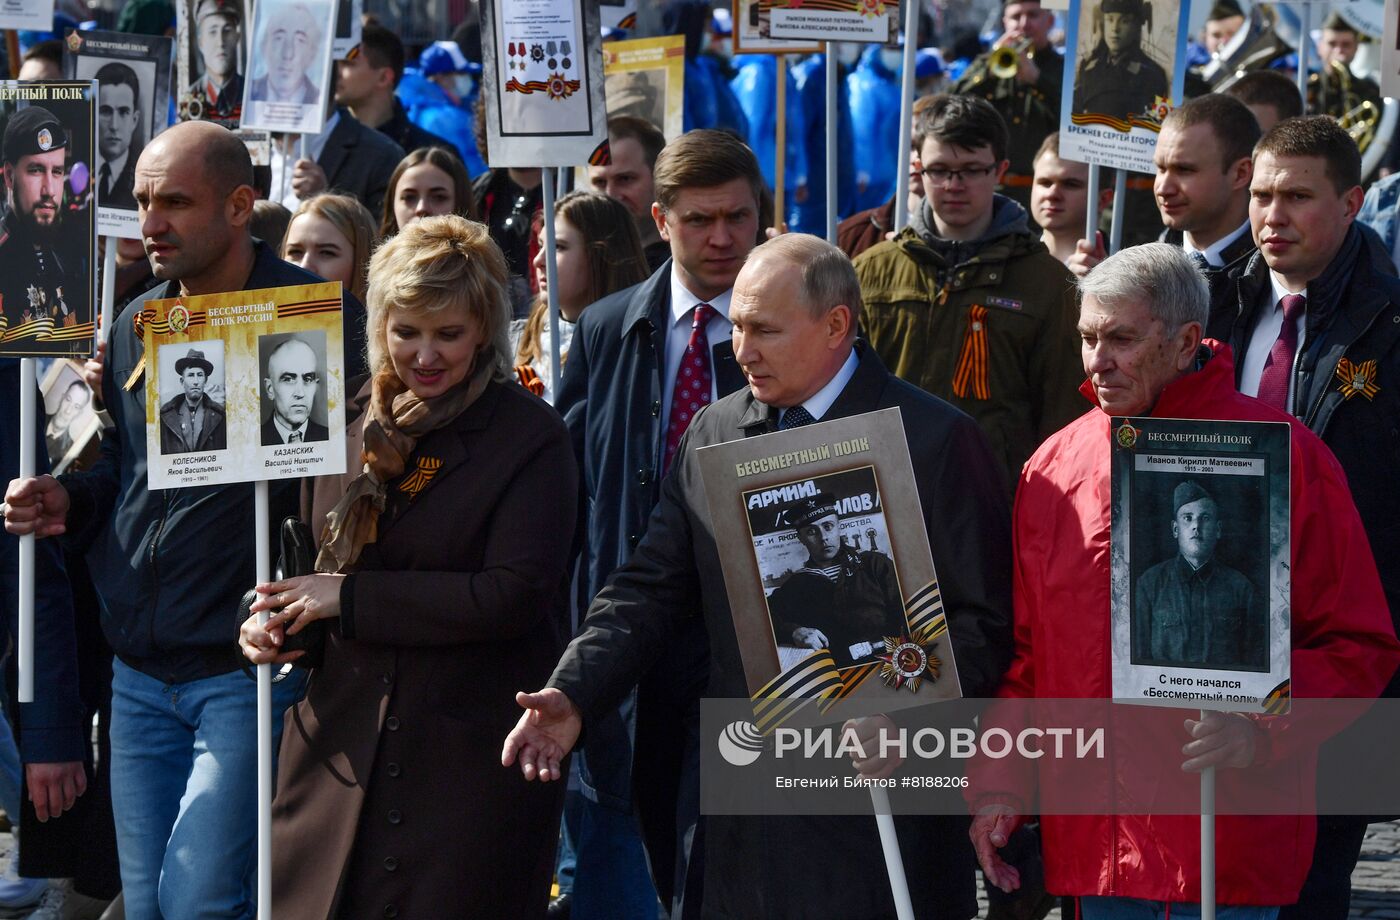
[316,359,493,573]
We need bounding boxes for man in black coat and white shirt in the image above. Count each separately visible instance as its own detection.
[506,234,1014,920]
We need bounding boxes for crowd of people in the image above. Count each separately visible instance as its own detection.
[0,0,1399,919]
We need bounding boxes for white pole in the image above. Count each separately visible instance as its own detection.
[1109,169,1127,254]
[869,786,915,920]
[100,238,117,357]
[892,2,919,233]
[255,480,272,919]
[542,169,561,394]
[17,359,35,704]
[1201,716,1216,920]
[1085,164,1101,243]
[825,44,839,244]
[1296,3,1310,112]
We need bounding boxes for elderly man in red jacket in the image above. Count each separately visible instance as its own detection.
[968,242,1400,920]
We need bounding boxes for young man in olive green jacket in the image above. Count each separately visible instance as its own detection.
[855,94,1085,490]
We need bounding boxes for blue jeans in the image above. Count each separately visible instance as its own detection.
[0,705,23,821]
[109,659,307,920]
[1081,897,1280,920]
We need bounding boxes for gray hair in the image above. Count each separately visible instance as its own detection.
[1076,242,1209,332]
[748,233,863,333]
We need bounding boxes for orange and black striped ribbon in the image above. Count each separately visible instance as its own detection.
[515,364,545,396]
[951,305,991,401]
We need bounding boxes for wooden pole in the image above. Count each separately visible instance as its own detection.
[774,54,787,235]
[825,45,839,244]
[6,31,19,79]
[870,785,915,919]
[17,359,35,704]
[893,0,919,232]
[1201,708,1216,920]
[542,169,561,395]
[255,481,272,918]
[1109,169,1127,255]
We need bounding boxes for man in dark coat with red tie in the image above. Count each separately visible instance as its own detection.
[1209,114,1400,920]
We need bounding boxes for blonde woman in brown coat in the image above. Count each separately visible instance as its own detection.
[240,215,577,918]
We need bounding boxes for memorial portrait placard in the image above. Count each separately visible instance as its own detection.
[732,0,823,55]
[759,0,899,44]
[40,359,101,475]
[332,0,364,60]
[480,0,607,166]
[141,281,347,489]
[177,0,249,128]
[0,81,97,357]
[240,0,337,135]
[602,35,685,140]
[0,0,54,31]
[698,407,961,733]
[1110,417,1291,714]
[600,0,636,32]
[63,30,175,240]
[1058,0,1190,175]
[1383,0,1400,101]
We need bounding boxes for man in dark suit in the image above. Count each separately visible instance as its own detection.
[1210,116,1400,920]
[506,233,1014,919]
[334,22,457,159]
[547,129,762,919]
[282,103,404,220]
[260,336,328,445]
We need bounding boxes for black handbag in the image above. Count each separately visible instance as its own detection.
[238,516,327,680]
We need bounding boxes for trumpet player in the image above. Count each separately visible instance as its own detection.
[951,0,1063,211]
[1307,12,1381,122]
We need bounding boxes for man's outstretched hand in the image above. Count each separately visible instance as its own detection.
[502,687,582,782]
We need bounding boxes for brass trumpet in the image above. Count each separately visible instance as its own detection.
[989,38,1034,80]
[1312,60,1381,156]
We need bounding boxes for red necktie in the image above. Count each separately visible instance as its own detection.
[1255,294,1306,412]
[663,303,715,472]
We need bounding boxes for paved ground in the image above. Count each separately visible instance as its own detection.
[973,820,1400,919]
[0,819,1398,917]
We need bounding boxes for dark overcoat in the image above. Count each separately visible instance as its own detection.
[554,258,745,832]
[270,378,578,919]
[550,344,1015,919]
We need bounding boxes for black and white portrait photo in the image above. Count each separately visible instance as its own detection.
[258,330,329,446]
[1070,0,1176,129]
[41,359,101,474]
[746,468,907,671]
[158,342,228,455]
[177,0,247,127]
[241,0,336,135]
[64,30,174,235]
[1130,476,1268,672]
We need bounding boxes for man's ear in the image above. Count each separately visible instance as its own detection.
[652,202,669,241]
[1229,157,1252,193]
[1342,184,1364,223]
[227,183,256,229]
[1175,320,1204,371]
[827,304,853,344]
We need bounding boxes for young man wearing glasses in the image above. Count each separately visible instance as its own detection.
[854,93,1084,491]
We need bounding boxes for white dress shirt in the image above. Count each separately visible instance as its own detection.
[1239,271,1307,407]
[1184,219,1251,268]
[660,272,733,430]
[271,111,341,212]
[779,349,860,426]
